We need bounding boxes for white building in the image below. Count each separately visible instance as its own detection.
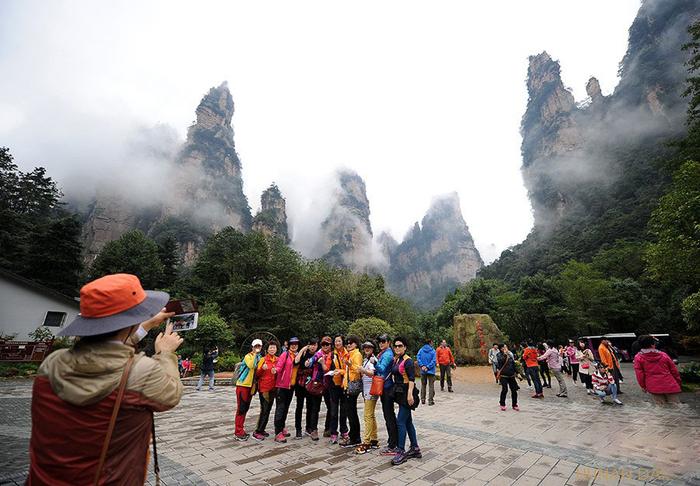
[0,270,79,341]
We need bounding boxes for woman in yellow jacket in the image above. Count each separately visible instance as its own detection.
[340,335,363,448]
[328,335,348,444]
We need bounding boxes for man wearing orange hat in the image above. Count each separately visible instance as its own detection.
[27,273,184,485]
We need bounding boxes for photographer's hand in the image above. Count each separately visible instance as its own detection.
[141,308,175,332]
[155,323,183,354]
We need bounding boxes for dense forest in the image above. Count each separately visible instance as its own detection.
[2,20,699,360]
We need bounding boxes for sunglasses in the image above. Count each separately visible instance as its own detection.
[321,342,331,346]
[393,343,405,348]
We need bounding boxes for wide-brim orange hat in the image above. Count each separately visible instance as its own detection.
[59,273,169,337]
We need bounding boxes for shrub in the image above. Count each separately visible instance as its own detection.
[0,363,39,378]
[680,362,700,383]
[348,317,394,343]
[216,351,241,371]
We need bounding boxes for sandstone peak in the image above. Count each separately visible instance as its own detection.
[320,170,374,272]
[193,82,235,131]
[252,183,289,243]
[586,77,603,102]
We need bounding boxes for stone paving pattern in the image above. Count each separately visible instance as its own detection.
[1,363,699,486]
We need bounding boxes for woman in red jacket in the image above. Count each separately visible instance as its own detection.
[634,335,682,405]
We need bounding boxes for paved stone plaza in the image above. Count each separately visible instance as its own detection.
[1,364,699,486]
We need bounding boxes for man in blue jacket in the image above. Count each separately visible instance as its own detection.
[375,334,399,455]
[417,338,437,406]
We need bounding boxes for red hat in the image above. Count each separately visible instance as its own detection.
[59,274,169,337]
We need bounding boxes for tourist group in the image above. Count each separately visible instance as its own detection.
[228,334,455,466]
[486,337,682,411]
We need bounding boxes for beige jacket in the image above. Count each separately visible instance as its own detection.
[39,340,183,407]
[28,340,183,485]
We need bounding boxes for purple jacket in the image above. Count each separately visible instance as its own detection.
[538,348,561,371]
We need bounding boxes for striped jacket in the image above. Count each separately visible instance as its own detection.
[591,371,614,390]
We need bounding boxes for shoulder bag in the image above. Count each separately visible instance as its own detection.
[495,354,510,381]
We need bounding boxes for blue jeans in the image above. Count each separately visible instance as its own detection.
[396,404,418,451]
[526,366,542,394]
[595,383,618,401]
[196,369,215,390]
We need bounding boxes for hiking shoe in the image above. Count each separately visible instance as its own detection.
[441,387,445,392]
[252,432,265,441]
[323,430,331,438]
[369,440,380,449]
[405,446,422,459]
[329,434,338,444]
[421,399,426,404]
[428,401,435,406]
[512,405,520,411]
[282,428,291,437]
[557,393,568,398]
[274,432,287,443]
[294,431,303,440]
[448,388,453,393]
[380,446,400,456]
[391,450,408,465]
[500,405,507,411]
[235,433,249,441]
[340,437,361,448]
[310,430,319,441]
[614,399,623,405]
[262,431,270,437]
[355,443,370,454]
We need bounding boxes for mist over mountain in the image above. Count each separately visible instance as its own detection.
[482,0,700,281]
[385,193,483,309]
[83,82,252,264]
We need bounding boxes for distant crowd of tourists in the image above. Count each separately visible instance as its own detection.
[488,336,682,409]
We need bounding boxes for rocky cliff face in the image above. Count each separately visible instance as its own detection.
[82,82,252,264]
[521,0,698,231]
[481,0,700,282]
[162,82,251,232]
[386,193,483,309]
[319,170,375,272]
[252,184,289,243]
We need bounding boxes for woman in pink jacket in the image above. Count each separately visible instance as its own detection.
[633,335,682,405]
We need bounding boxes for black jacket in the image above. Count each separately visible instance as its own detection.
[495,351,516,377]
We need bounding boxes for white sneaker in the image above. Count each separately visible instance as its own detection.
[614,399,623,405]
[573,382,578,387]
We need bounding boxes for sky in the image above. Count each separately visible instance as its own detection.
[0,0,642,263]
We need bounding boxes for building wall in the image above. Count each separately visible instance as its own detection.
[0,277,79,340]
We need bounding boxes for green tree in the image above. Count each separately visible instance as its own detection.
[645,160,700,291]
[182,303,236,353]
[88,230,164,288]
[157,235,180,288]
[682,291,700,331]
[348,317,394,342]
[0,147,83,295]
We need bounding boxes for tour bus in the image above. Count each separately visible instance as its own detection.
[579,333,637,362]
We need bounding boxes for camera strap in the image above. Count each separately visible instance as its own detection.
[93,355,134,486]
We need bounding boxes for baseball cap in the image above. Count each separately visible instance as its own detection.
[362,341,375,349]
[59,274,169,337]
[289,337,300,345]
[252,339,263,348]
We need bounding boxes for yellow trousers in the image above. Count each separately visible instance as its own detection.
[363,398,378,443]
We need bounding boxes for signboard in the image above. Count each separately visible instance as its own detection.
[0,340,53,362]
